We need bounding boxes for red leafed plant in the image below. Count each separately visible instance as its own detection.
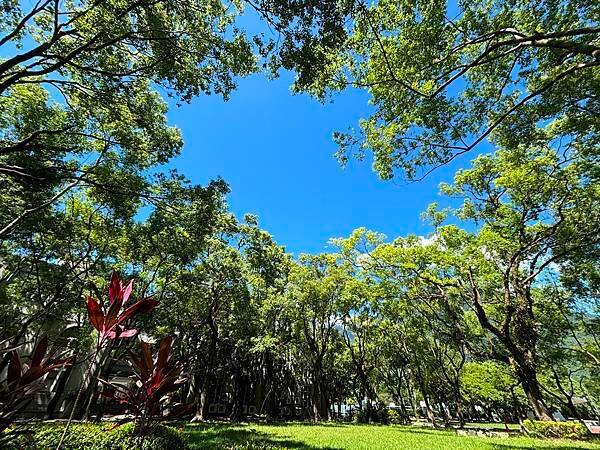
[57,272,160,449]
[0,336,72,444]
[99,336,189,434]
[86,272,159,346]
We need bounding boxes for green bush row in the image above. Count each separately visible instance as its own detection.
[9,422,186,450]
[522,419,589,440]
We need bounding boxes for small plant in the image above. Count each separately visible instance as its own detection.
[57,272,159,449]
[100,335,189,435]
[0,336,72,445]
[523,419,589,440]
[387,408,401,424]
[352,409,367,423]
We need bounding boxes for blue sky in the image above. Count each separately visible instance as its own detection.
[0,4,472,257]
[167,71,471,256]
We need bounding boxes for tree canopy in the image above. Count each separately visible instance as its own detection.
[293,0,600,181]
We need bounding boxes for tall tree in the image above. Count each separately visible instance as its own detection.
[287,254,346,420]
[428,144,598,419]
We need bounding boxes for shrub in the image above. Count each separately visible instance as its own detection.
[57,272,160,448]
[86,272,159,346]
[373,406,389,424]
[522,419,589,440]
[351,406,390,424]
[352,409,367,423]
[0,336,72,446]
[99,335,189,435]
[387,409,401,424]
[11,422,186,449]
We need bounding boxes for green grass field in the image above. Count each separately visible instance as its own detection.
[183,422,600,450]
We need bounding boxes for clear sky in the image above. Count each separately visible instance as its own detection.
[0,4,475,257]
[166,71,472,256]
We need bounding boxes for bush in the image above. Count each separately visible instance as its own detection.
[387,409,402,425]
[522,419,589,440]
[11,422,187,449]
[350,405,390,424]
[352,409,367,423]
[372,406,389,424]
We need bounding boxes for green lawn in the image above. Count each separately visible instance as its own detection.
[183,422,600,450]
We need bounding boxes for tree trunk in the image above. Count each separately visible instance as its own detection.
[455,395,465,428]
[311,381,323,421]
[230,364,245,421]
[423,395,437,427]
[192,312,218,422]
[451,379,465,427]
[196,390,208,421]
[46,364,73,419]
[407,377,419,420]
[439,397,451,427]
[396,386,410,424]
[516,362,553,420]
[311,373,329,421]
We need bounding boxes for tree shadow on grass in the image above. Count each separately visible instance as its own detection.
[183,422,599,450]
[184,423,338,449]
[259,421,350,428]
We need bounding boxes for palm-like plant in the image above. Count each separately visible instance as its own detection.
[0,336,72,444]
[86,272,159,346]
[57,272,159,449]
[100,336,188,435]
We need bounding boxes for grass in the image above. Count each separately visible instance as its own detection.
[183,422,600,450]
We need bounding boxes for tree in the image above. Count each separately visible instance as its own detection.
[0,0,260,238]
[461,361,524,422]
[422,143,598,419]
[287,254,346,420]
[334,141,599,420]
[0,0,371,239]
[450,145,598,416]
[339,279,383,422]
[294,0,600,181]
[333,231,391,422]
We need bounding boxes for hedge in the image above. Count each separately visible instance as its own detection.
[8,422,187,449]
[522,419,590,440]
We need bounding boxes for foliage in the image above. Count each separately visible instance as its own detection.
[460,362,522,411]
[387,409,402,425]
[86,272,159,346]
[345,142,600,421]
[0,336,71,443]
[523,419,590,440]
[11,422,186,450]
[1,0,600,430]
[3,142,599,426]
[296,0,600,182]
[100,336,188,431]
[0,0,259,240]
